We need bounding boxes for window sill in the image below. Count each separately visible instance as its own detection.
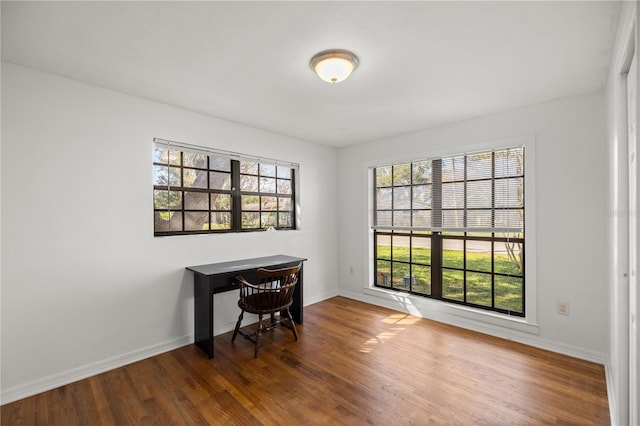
[363,287,539,336]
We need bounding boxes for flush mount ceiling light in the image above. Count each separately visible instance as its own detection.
[309,49,359,84]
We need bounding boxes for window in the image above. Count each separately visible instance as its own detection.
[153,139,297,235]
[373,146,525,316]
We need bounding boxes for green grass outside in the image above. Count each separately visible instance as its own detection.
[376,246,523,313]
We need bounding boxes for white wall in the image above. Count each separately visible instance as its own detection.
[337,91,609,362]
[606,2,637,425]
[0,63,339,403]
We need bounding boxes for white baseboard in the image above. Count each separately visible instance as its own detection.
[2,290,342,405]
[339,289,608,365]
[1,334,193,405]
[305,289,340,306]
[2,290,609,410]
[604,358,617,426]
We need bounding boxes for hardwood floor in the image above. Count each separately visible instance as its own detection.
[1,297,609,425]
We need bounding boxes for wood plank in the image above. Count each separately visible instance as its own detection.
[0,297,610,425]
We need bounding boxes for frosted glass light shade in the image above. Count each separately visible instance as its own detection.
[310,49,359,84]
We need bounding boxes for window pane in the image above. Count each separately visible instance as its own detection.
[393,187,411,209]
[183,152,207,168]
[443,239,464,269]
[242,212,260,228]
[467,180,492,208]
[466,272,492,307]
[153,147,168,164]
[393,163,411,186]
[260,177,277,193]
[376,260,391,286]
[495,148,524,178]
[376,166,392,187]
[411,237,431,265]
[260,164,276,177]
[261,212,277,228]
[210,211,231,230]
[168,150,181,166]
[495,241,524,275]
[278,197,292,212]
[261,196,277,211]
[211,193,231,210]
[393,211,411,227]
[392,235,410,262]
[412,161,432,184]
[412,185,432,209]
[466,240,492,272]
[376,211,392,227]
[443,270,464,301]
[240,161,258,175]
[154,190,181,209]
[154,211,182,232]
[376,234,391,260]
[184,169,208,189]
[413,210,431,227]
[278,212,291,227]
[467,210,492,228]
[442,156,465,182]
[495,276,523,313]
[495,210,523,230]
[153,165,169,186]
[392,262,410,289]
[184,191,208,210]
[184,211,209,231]
[277,179,292,194]
[209,172,231,190]
[442,210,464,229]
[377,188,392,210]
[242,195,260,211]
[240,175,259,192]
[210,156,231,172]
[442,182,464,208]
[169,167,181,186]
[495,177,523,208]
[467,152,493,180]
[277,166,291,179]
[412,265,431,295]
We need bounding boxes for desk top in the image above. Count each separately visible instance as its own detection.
[186,254,307,276]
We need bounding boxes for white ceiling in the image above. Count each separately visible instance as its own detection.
[1,1,621,148]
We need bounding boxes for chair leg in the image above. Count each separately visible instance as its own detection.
[285,308,298,341]
[231,310,244,343]
[254,314,263,358]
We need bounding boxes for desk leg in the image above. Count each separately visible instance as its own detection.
[290,265,303,324]
[194,273,214,358]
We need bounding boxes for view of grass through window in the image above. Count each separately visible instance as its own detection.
[373,146,525,316]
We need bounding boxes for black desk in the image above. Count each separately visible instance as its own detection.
[186,255,307,358]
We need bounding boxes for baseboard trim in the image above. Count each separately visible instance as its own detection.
[2,291,343,405]
[604,358,617,426]
[1,334,193,405]
[340,290,607,365]
[3,290,607,408]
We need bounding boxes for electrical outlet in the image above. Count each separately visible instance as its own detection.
[557,300,570,316]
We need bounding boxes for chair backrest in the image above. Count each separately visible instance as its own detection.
[237,263,301,314]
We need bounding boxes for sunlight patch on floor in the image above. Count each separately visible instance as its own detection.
[358,313,419,353]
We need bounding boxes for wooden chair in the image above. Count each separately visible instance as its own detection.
[231,263,301,358]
